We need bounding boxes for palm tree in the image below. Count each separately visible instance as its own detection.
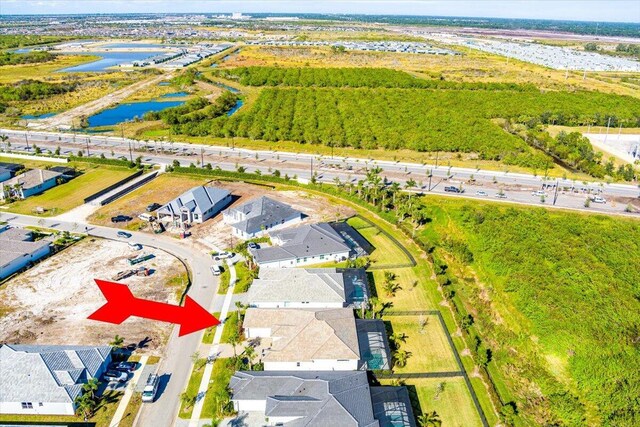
[0,134,8,150]
[180,391,196,410]
[74,393,97,421]
[389,332,408,348]
[110,334,124,348]
[393,349,411,368]
[228,330,240,358]
[417,411,442,427]
[244,345,256,369]
[82,378,100,400]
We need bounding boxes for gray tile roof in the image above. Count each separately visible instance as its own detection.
[0,227,33,241]
[0,239,50,266]
[230,371,379,427]
[0,345,112,405]
[248,268,347,306]
[157,186,230,217]
[225,196,302,234]
[2,169,61,190]
[253,223,350,264]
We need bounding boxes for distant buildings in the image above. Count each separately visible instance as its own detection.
[0,344,112,416]
[251,222,351,268]
[223,196,303,239]
[0,169,62,200]
[156,186,231,227]
[0,226,51,279]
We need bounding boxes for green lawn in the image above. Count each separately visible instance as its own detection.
[411,377,484,427]
[233,260,255,294]
[117,393,142,427]
[203,311,242,345]
[178,358,207,419]
[346,217,412,268]
[371,265,437,311]
[4,165,135,216]
[201,358,235,421]
[0,390,122,426]
[387,314,459,374]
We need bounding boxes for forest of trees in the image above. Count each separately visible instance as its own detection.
[147,90,238,124]
[161,84,639,170]
[0,51,56,66]
[0,35,70,49]
[215,66,532,90]
[0,79,77,101]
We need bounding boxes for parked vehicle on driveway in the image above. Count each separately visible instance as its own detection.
[142,374,159,403]
[213,251,235,261]
[211,265,222,276]
[118,231,132,239]
[110,361,137,373]
[111,215,132,223]
[138,213,155,222]
[146,203,162,212]
[247,242,259,250]
[104,370,128,382]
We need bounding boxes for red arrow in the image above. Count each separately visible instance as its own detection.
[88,279,219,336]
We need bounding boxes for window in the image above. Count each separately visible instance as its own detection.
[21,402,33,409]
[39,402,43,407]
[296,362,301,367]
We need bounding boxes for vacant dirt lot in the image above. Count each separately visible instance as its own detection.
[0,238,185,352]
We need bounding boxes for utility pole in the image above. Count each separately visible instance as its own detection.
[553,179,559,205]
[85,137,90,157]
[200,147,204,167]
[128,140,133,162]
[604,117,612,144]
[24,131,29,149]
[428,169,433,191]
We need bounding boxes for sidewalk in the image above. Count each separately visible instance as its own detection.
[188,258,237,427]
[109,355,148,427]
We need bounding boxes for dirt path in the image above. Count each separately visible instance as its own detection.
[31,73,172,130]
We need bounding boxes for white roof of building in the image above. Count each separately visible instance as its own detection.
[0,345,111,404]
[248,268,346,305]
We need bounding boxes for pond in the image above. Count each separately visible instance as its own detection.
[213,82,240,93]
[88,100,185,127]
[22,112,56,119]
[59,51,163,72]
[100,43,174,49]
[227,99,244,116]
[160,91,188,98]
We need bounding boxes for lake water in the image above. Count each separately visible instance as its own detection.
[160,91,188,98]
[60,51,162,72]
[227,99,244,116]
[88,100,185,127]
[100,43,173,49]
[214,82,240,93]
[22,112,56,119]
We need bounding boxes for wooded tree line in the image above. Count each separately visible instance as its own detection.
[0,79,77,101]
[145,91,238,124]
[0,51,56,66]
[160,86,639,170]
[0,35,70,49]
[215,66,534,91]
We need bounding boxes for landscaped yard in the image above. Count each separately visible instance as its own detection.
[388,314,460,374]
[0,390,123,426]
[371,265,437,311]
[410,377,484,427]
[117,393,142,427]
[201,357,235,421]
[346,216,412,268]
[4,164,135,216]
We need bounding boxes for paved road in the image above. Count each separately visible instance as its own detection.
[0,212,218,427]
[2,129,639,217]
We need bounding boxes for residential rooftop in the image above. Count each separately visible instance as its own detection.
[224,196,302,234]
[1,169,61,189]
[0,344,112,405]
[252,222,350,263]
[243,308,360,363]
[230,370,379,427]
[157,185,230,216]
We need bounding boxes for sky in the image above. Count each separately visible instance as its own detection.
[1,1,639,23]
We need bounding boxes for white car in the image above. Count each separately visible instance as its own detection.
[213,251,235,260]
[475,191,488,197]
[592,196,607,204]
[532,190,547,197]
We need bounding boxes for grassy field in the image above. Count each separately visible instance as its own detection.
[202,311,241,344]
[371,266,437,311]
[3,165,135,216]
[389,314,460,374]
[88,174,208,227]
[0,54,100,83]
[0,390,123,426]
[410,377,484,427]
[418,197,640,427]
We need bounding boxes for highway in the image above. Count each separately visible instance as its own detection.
[0,212,218,427]
[2,128,639,216]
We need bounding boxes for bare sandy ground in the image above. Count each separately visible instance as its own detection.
[0,238,185,352]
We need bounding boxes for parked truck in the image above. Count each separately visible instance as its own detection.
[127,253,154,265]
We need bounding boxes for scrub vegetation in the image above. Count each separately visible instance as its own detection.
[419,199,640,427]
